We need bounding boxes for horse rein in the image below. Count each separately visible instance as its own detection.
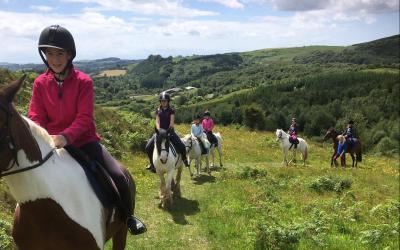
[0,102,55,178]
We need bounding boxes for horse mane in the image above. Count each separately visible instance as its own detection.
[23,116,54,147]
[9,106,42,162]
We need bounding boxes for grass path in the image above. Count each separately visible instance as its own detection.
[106,125,399,249]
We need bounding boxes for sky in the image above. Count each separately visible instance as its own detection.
[0,0,399,63]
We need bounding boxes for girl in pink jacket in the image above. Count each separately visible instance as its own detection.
[202,110,218,146]
[28,25,145,235]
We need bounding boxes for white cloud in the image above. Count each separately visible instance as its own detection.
[62,0,219,17]
[199,0,245,9]
[0,4,397,64]
[258,0,399,13]
[30,5,55,12]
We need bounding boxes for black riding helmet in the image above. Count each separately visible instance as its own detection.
[159,92,170,102]
[204,110,211,116]
[38,25,76,71]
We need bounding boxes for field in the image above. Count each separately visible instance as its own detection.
[96,69,127,77]
[105,124,399,250]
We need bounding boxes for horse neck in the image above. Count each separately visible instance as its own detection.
[4,117,55,202]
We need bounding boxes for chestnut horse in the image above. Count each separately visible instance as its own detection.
[0,75,133,250]
[323,127,362,167]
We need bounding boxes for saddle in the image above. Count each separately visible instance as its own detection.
[64,146,120,208]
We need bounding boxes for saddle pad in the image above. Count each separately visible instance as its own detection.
[64,146,118,208]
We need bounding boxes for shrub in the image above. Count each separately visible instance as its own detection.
[375,137,398,155]
[309,176,352,194]
[254,223,300,250]
[0,219,13,250]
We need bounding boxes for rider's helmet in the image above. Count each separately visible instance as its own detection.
[159,92,171,102]
[38,25,76,69]
[204,110,211,116]
[348,120,354,125]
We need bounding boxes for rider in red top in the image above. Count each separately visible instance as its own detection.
[202,110,218,147]
[28,25,145,235]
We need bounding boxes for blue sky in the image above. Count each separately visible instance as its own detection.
[0,0,398,63]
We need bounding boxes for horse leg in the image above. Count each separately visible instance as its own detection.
[174,166,183,198]
[165,170,174,208]
[196,158,200,176]
[112,225,127,250]
[159,174,167,208]
[218,146,223,167]
[350,153,355,168]
[188,158,194,178]
[331,152,336,167]
[283,149,288,166]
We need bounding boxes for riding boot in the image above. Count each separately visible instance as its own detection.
[145,144,156,173]
[289,144,293,150]
[120,184,146,235]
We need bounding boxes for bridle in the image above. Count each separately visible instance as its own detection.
[185,136,193,151]
[0,102,54,178]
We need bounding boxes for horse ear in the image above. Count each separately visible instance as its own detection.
[3,75,26,103]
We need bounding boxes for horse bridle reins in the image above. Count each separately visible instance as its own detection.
[0,102,55,178]
[185,137,193,151]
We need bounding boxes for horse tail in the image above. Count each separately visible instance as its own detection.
[304,144,308,161]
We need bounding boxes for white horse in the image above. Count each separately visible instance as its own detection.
[153,128,183,209]
[182,134,210,177]
[275,129,308,166]
[209,132,223,168]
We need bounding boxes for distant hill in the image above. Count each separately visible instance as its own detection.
[293,35,400,65]
[0,57,141,74]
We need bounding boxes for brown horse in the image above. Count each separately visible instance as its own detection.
[0,75,134,250]
[323,127,362,167]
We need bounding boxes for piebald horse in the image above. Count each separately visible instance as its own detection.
[275,129,308,166]
[0,75,133,250]
[182,134,210,177]
[153,128,183,209]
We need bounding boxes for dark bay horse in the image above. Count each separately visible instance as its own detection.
[323,127,362,167]
[0,75,134,250]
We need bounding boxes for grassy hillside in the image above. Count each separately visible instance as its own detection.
[91,35,399,158]
[112,124,398,250]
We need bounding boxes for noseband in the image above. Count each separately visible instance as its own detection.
[0,103,54,177]
[185,137,193,151]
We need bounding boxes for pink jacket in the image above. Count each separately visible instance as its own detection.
[202,118,214,132]
[28,67,100,147]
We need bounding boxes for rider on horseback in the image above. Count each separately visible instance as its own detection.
[191,115,208,154]
[343,120,356,146]
[145,92,190,173]
[202,110,218,147]
[28,25,145,235]
[288,117,299,149]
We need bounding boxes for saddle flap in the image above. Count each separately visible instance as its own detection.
[64,146,120,208]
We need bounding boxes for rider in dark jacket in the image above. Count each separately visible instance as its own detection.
[145,92,189,173]
[343,120,356,145]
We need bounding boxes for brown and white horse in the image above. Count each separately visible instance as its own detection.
[0,75,131,250]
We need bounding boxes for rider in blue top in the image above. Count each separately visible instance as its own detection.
[145,92,189,173]
[334,135,348,167]
[191,115,207,154]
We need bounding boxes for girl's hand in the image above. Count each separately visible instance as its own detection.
[51,135,68,148]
